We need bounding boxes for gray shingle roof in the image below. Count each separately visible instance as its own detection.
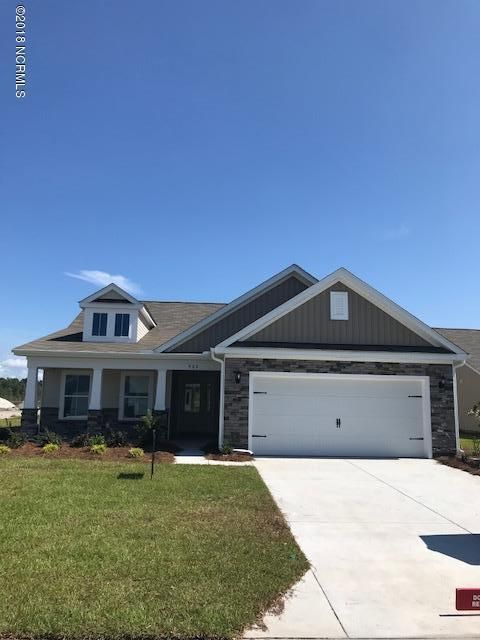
[435,328,480,372]
[14,301,226,354]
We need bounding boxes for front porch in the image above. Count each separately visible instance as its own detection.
[21,359,221,444]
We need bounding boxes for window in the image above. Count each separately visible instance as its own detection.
[115,313,130,337]
[184,383,201,413]
[92,312,107,336]
[330,291,349,320]
[123,375,149,419]
[63,374,90,418]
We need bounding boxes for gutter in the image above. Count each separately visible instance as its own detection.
[210,349,225,450]
[452,360,466,456]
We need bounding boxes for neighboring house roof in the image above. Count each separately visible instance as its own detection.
[13,302,225,354]
[435,328,480,372]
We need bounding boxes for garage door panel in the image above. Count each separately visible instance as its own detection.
[250,374,429,458]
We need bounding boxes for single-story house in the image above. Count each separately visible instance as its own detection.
[13,265,472,457]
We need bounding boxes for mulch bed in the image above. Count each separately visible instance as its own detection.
[206,453,254,462]
[7,442,175,464]
[436,455,480,476]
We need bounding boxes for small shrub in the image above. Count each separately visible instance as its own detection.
[70,433,90,448]
[0,445,11,455]
[42,443,60,454]
[87,434,106,446]
[105,430,129,447]
[90,443,107,455]
[472,438,480,457]
[128,447,144,458]
[40,430,62,446]
[7,432,26,449]
[220,442,233,455]
[0,428,12,443]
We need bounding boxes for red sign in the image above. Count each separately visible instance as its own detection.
[456,589,480,610]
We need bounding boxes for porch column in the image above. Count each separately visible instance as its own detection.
[24,365,38,409]
[87,367,103,433]
[154,369,167,411]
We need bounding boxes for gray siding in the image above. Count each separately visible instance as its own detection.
[171,275,309,353]
[243,283,434,348]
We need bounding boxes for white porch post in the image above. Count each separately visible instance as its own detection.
[154,369,167,411]
[89,368,103,411]
[24,365,38,409]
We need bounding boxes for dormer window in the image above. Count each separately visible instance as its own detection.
[330,291,349,320]
[92,312,108,336]
[114,313,130,337]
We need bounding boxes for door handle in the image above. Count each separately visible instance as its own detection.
[336,418,341,429]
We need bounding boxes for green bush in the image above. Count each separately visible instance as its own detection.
[0,444,11,455]
[105,430,129,447]
[39,430,62,446]
[7,431,26,449]
[88,434,106,446]
[0,428,11,443]
[90,443,107,455]
[42,443,60,454]
[70,433,90,448]
[128,447,144,458]
[220,442,233,455]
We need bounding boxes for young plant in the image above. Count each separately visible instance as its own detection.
[42,443,60,454]
[90,443,107,455]
[70,433,90,448]
[128,447,144,458]
[87,434,106,446]
[220,442,234,455]
[0,444,11,455]
[40,430,62,446]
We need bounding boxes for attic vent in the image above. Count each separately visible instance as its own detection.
[330,291,349,320]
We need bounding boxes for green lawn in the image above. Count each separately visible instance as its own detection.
[0,458,307,639]
[460,434,480,454]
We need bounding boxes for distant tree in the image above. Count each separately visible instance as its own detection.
[0,378,43,404]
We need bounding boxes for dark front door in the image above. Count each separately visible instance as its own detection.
[171,371,220,439]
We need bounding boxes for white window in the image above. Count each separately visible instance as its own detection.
[60,373,91,419]
[120,373,152,420]
[115,313,130,337]
[330,291,349,320]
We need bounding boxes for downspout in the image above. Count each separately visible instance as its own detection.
[210,348,225,450]
[452,360,465,456]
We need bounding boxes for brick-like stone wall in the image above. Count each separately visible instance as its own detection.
[224,358,456,456]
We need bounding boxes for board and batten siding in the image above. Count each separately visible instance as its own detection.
[242,283,434,348]
[170,275,309,353]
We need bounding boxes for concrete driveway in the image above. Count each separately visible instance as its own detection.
[246,458,480,639]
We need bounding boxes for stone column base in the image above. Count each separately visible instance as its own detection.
[87,410,103,433]
[20,408,39,438]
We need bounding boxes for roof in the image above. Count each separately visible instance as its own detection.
[435,328,480,372]
[13,301,225,354]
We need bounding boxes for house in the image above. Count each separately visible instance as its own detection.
[13,265,469,457]
[433,328,480,434]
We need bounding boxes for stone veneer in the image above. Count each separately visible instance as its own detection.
[223,358,456,456]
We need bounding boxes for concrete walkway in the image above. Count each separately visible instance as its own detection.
[246,458,480,639]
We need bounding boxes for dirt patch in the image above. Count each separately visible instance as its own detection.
[436,455,480,476]
[7,442,175,464]
[206,453,254,462]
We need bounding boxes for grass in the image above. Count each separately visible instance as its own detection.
[0,458,307,639]
[460,434,480,455]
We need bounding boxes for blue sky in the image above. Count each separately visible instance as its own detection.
[1,0,479,377]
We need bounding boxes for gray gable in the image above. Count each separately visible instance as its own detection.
[240,282,441,350]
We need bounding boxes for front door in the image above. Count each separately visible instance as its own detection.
[170,371,220,439]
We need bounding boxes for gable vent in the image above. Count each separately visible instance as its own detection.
[330,291,349,320]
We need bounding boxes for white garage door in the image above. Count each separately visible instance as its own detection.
[250,373,431,458]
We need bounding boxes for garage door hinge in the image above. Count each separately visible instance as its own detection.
[253,391,267,395]
[408,395,422,398]
[252,434,267,438]
[409,437,424,440]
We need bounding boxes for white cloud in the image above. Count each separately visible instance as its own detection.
[0,357,27,379]
[384,225,410,240]
[65,270,142,295]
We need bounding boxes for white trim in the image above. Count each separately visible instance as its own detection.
[330,291,349,320]
[216,267,467,355]
[24,366,38,409]
[247,371,433,458]
[119,371,154,421]
[155,264,317,353]
[79,283,140,307]
[453,362,462,453]
[210,349,225,448]
[216,346,466,365]
[59,370,92,420]
[154,369,167,411]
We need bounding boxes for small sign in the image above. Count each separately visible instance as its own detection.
[456,589,480,610]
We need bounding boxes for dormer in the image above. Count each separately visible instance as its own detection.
[79,284,155,343]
